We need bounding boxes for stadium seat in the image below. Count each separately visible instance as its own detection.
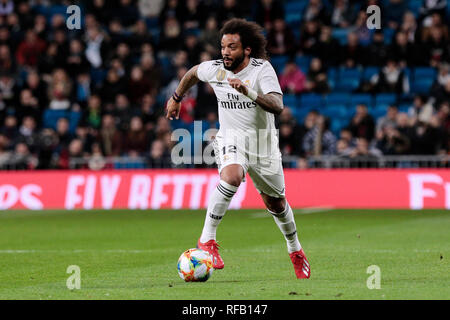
[325,93,350,106]
[145,17,159,29]
[332,28,350,45]
[299,93,323,109]
[413,67,437,81]
[411,79,435,94]
[327,67,338,90]
[374,93,397,108]
[362,66,380,81]
[371,104,390,119]
[283,94,298,108]
[295,55,312,73]
[408,0,423,17]
[334,68,361,92]
[90,68,107,87]
[383,28,395,45]
[349,93,373,108]
[284,1,304,29]
[270,55,289,74]
[322,105,348,118]
[42,109,69,130]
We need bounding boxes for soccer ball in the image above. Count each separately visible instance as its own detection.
[177,248,214,282]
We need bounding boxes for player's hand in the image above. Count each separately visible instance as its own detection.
[166,97,181,120]
[227,78,248,95]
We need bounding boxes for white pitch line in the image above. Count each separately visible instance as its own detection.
[0,249,167,254]
[250,207,335,218]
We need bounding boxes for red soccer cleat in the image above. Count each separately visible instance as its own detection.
[289,249,311,279]
[197,239,224,269]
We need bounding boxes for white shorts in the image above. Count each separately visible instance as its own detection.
[212,136,286,198]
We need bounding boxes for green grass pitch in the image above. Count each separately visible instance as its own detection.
[0,208,448,300]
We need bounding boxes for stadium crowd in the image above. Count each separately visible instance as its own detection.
[0,0,449,170]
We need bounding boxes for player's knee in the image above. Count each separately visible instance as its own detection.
[222,175,242,187]
[266,198,286,214]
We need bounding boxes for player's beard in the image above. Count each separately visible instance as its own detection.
[223,52,245,71]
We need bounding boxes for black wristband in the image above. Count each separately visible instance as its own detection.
[172,92,183,103]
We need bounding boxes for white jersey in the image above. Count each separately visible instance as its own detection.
[197,58,283,158]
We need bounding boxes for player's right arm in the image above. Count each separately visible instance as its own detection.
[166,65,200,120]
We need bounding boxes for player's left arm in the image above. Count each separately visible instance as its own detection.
[228,78,283,115]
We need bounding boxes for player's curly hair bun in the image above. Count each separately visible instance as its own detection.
[220,18,268,60]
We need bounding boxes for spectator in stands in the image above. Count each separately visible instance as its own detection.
[159,16,183,53]
[18,88,40,122]
[66,138,86,169]
[377,105,399,132]
[302,115,337,156]
[16,29,46,68]
[0,133,11,168]
[217,0,243,27]
[9,142,34,170]
[312,25,341,67]
[17,116,38,152]
[83,94,102,130]
[199,16,221,58]
[48,69,72,110]
[419,0,448,23]
[370,58,410,94]
[432,78,450,111]
[299,19,321,56]
[1,115,18,142]
[147,139,171,168]
[340,32,366,68]
[0,43,15,75]
[305,57,330,94]
[183,0,208,30]
[366,30,388,67]
[408,95,434,124]
[279,61,306,94]
[399,11,419,43]
[303,0,330,23]
[423,26,449,67]
[55,118,73,150]
[267,18,296,57]
[375,123,410,155]
[339,127,356,148]
[389,31,417,67]
[330,0,356,28]
[140,53,162,94]
[100,69,126,104]
[128,65,151,106]
[85,26,108,69]
[183,33,204,66]
[124,116,150,155]
[278,107,303,156]
[23,70,47,111]
[98,114,123,157]
[347,137,381,167]
[253,0,285,31]
[349,104,375,141]
[384,0,407,30]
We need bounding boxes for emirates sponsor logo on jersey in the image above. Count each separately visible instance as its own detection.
[219,100,257,109]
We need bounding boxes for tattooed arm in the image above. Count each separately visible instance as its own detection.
[227,77,284,115]
[166,65,200,120]
[254,92,284,115]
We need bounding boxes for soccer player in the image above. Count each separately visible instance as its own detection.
[166,18,310,279]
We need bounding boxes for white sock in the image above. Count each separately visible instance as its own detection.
[200,180,238,243]
[269,202,301,253]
